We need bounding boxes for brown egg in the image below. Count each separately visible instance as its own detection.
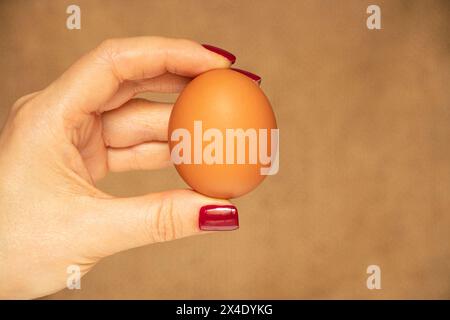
[168,69,278,199]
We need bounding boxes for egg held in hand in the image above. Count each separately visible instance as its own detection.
[168,69,278,199]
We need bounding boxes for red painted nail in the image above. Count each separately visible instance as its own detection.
[199,205,239,231]
[202,44,236,64]
[231,68,262,85]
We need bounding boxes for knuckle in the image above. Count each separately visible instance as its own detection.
[11,92,39,113]
[177,38,196,47]
[101,130,112,147]
[128,149,144,170]
[97,38,119,54]
[100,118,113,147]
[11,99,24,113]
[131,148,143,171]
[8,101,35,130]
[94,39,120,65]
[94,38,123,81]
[148,196,177,243]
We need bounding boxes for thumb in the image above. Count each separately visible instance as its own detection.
[84,189,238,257]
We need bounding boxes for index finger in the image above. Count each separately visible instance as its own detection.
[42,37,232,121]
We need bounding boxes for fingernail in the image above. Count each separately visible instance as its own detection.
[199,205,239,231]
[202,44,236,64]
[231,68,262,85]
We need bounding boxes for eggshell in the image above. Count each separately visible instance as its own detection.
[168,69,277,199]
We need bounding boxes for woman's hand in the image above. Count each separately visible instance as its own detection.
[0,37,237,299]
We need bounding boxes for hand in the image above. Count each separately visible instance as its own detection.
[0,37,237,299]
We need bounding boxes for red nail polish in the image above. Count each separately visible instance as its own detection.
[199,205,239,231]
[230,68,262,85]
[202,44,236,64]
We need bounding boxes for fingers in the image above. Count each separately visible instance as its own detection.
[134,73,192,93]
[44,37,231,120]
[103,99,173,172]
[84,190,237,256]
[107,142,171,172]
[102,73,191,111]
[102,98,172,148]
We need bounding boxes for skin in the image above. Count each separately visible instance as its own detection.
[0,37,232,299]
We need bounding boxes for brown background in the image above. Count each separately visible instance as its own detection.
[0,0,449,299]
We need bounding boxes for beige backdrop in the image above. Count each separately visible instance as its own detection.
[0,0,449,299]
